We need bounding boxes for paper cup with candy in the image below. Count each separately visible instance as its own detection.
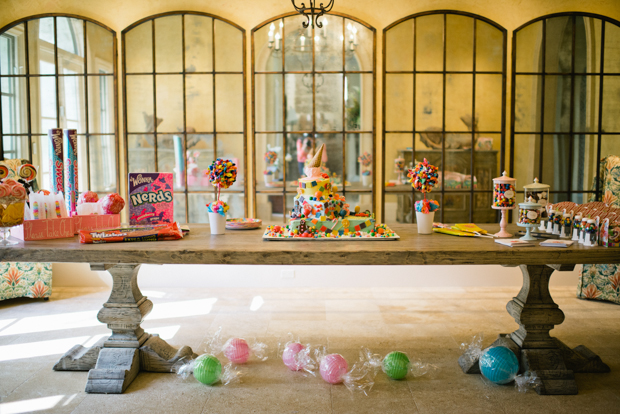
[408,159,440,234]
[172,354,242,386]
[206,200,229,235]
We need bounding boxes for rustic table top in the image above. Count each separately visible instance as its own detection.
[0,223,617,266]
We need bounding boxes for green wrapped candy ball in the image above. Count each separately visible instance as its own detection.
[193,354,222,385]
[382,351,410,380]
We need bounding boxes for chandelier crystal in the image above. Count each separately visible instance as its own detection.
[291,0,335,28]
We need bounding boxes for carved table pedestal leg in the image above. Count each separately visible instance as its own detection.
[459,264,610,395]
[53,264,197,394]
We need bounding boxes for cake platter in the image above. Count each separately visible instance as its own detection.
[262,226,399,241]
[226,218,262,230]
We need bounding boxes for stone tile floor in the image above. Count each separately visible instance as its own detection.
[0,286,619,413]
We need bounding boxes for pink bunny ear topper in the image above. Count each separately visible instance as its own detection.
[205,327,268,365]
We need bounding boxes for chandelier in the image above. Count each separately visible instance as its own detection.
[291,0,335,28]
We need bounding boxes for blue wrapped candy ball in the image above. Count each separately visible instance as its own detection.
[479,346,519,385]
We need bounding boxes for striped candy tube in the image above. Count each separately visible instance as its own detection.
[63,129,78,215]
[48,128,64,193]
[223,338,250,364]
[319,353,348,384]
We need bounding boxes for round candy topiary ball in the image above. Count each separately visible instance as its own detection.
[382,351,410,380]
[479,346,519,385]
[193,354,222,385]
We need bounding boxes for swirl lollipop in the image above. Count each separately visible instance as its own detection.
[207,158,237,189]
[357,152,372,168]
[18,164,37,182]
[264,151,277,165]
[0,165,9,181]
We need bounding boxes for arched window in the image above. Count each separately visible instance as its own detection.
[123,12,246,223]
[0,14,118,195]
[383,11,506,223]
[252,13,375,222]
[511,13,620,203]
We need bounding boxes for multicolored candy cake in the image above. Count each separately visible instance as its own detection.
[264,144,396,239]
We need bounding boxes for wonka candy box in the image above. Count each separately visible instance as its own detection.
[128,173,174,225]
[600,218,620,247]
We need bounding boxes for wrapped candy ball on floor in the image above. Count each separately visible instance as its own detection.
[224,338,251,364]
[205,327,268,365]
[382,351,410,380]
[315,348,376,395]
[278,333,319,374]
[479,346,519,385]
[320,354,349,384]
[360,348,439,381]
[172,354,241,386]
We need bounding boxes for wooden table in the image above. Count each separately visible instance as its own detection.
[1,224,616,395]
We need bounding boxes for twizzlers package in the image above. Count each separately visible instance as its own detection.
[129,173,174,225]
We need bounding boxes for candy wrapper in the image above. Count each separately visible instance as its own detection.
[204,327,268,365]
[79,222,183,244]
[277,333,320,375]
[208,158,237,189]
[48,128,64,194]
[359,348,438,380]
[314,347,376,395]
[172,354,242,386]
[459,332,484,369]
[206,200,229,216]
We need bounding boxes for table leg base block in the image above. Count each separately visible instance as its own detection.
[85,348,140,394]
[459,334,520,374]
[554,339,611,373]
[139,334,199,372]
[53,337,108,371]
[520,349,578,395]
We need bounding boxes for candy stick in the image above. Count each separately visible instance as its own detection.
[48,128,64,193]
[64,129,78,215]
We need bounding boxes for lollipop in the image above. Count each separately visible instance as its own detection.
[18,164,37,182]
[0,165,9,180]
[264,150,278,165]
[99,193,125,214]
[408,158,439,194]
[357,151,372,167]
[207,158,237,189]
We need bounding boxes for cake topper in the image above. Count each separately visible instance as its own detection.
[304,143,325,179]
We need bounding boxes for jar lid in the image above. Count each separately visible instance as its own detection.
[519,201,541,209]
[493,171,516,184]
[523,177,550,190]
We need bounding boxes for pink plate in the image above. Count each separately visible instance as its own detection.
[225,218,262,230]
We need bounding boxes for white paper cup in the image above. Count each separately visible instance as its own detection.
[208,212,226,235]
[362,175,371,187]
[416,211,435,234]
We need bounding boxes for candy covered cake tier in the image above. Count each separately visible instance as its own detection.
[264,145,397,240]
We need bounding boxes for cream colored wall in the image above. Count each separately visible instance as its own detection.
[3,0,618,219]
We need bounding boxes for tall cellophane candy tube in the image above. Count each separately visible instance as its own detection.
[63,129,78,215]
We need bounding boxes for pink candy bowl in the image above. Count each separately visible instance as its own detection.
[223,338,250,364]
[320,353,348,384]
[282,342,306,371]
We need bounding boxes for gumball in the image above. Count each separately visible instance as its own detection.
[99,193,125,214]
[223,338,250,364]
[78,191,99,205]
[282,342,306,371]
[382,351,409,380]
[193,354,222,385]
[479,346,519,385]
[354,206,360,214]
[320,353,348,384]
[315,191,323,199]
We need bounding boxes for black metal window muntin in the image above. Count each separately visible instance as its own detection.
[510,12,620,203]
[0,13,119,193]
[251,12,376,223]
[122,11,248,223]
[382,10,508,224]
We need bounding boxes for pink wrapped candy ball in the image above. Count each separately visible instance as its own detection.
[283,342,306,371]
[223,338,250,364]
[320,353,348,384]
